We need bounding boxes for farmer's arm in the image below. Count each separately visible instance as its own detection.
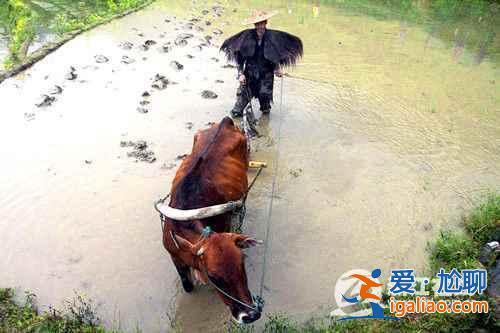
[236,52,246,83]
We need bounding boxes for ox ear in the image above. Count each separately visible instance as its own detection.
[172,233,206,256]
[172,233,195,252]
[234,235,263,249]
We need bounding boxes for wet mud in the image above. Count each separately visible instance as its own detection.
[0,0,499,332]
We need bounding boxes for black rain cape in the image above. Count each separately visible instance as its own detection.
[220,29,303,68]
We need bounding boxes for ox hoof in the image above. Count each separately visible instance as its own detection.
[181,279,194,293]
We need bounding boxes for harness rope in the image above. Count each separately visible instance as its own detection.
[258,75,284,299]
[154,168,265,312]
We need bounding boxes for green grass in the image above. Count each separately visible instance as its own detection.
[0,288,123,333]
[466,193,500,245]
[430,229,481,272]
[322,0,500,65]
[50,0,151,36]
[1,0,37,68]
[0,0,152,69]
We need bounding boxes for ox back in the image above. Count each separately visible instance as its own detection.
[169,116,248,232]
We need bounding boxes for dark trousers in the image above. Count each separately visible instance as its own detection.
[231,71,274,114]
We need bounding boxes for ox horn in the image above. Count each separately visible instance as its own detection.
[155,200,243,221]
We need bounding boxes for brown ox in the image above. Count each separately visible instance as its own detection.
[160,117,262,324]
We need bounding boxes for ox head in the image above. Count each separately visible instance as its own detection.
[173,232,263,324]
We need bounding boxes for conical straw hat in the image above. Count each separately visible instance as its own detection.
[243,10,278,25]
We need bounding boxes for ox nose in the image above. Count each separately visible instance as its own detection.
[239,310,261,324]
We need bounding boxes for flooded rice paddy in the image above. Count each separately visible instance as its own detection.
[0,0,499,332]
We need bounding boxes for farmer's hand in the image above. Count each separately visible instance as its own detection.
[238,74,246,84]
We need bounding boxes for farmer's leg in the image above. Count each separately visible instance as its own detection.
[258,72,274,114]
[230,84,249,117]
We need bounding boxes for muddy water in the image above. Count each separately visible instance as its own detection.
[0,0,499,332]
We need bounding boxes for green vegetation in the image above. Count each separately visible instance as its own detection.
[0,0,152,69]
[228,309,492,332]
[50,0,152,35]
[430,229,481,272]
[0,288,123,332]
[323,0,500,65]
[323,0,500,22]
[229,192,500,332]
[0,0,36,68]
[466,193,500,245]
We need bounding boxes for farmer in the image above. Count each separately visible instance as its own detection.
[220,10,303,117]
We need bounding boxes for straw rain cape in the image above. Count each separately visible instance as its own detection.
[220,29,303,68]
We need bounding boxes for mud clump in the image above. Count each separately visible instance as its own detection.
[170,61,184,71]
[48,85,63,95]
[289,168,303,178]
[175,38,187,47]
[212,5,224,15]
[35,94,55,107]
[222,64,236,69]
[121,56,135,64]
[120,140,156,163]
[119,41,133,50]
[178,33,194,39]
[161,162,177,170]
[175,34,193,47]
[152,74,171,90]
[95,55,109,63]
[24,112,35,121]
[65,66,77,80]
[201,90,217,99]
[139,40,156,51]
[160,43,172,53]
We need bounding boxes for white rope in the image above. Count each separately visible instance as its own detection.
[258,75,284,298]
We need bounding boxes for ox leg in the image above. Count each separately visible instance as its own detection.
[172,258,194,292]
